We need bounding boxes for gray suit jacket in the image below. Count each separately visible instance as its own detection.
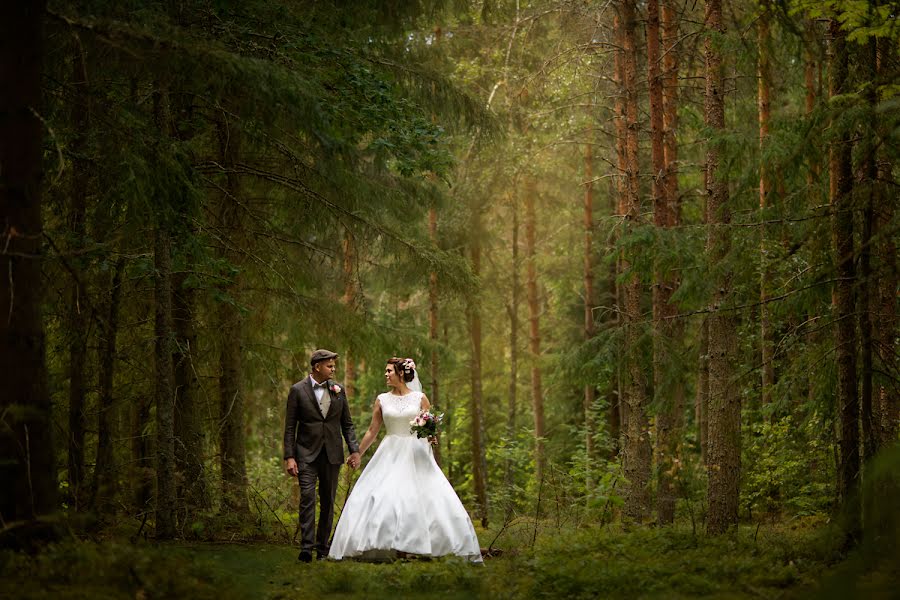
[283,377,359,465]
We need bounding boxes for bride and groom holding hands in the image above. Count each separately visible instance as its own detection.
[282,349,482,563]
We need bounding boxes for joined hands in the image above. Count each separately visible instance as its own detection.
[346,452,361,469]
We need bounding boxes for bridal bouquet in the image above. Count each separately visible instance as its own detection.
[410,410,443,445]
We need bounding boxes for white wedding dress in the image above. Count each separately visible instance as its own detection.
[328,391,483,562]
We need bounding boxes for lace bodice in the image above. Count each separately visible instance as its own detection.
[379,392,422,437]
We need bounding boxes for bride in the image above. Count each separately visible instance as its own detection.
[328,357,483,563]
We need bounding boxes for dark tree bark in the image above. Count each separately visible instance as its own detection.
[0,0,57,523]
[858,39,877,465]
[696,316,710,465]
[525,177,546,485]
[66,37,90,513]
[705,0,741,535]
[217,119,249,514]
[151,86,178,539]
[154,222,177,539]
[611,10,627,461]
[829,19,860,544]
[92,257,125,515]
[620,0,651,524]
[173,271,209,513]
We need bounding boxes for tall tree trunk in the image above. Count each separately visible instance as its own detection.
[650,0,683,525]
[152,86,178,539]
[427,209,441,466]
[0,0,56,523]
[829,19,860,545]
[696,316,710,465]
[468,216,489,528]
[620,0,651,524]
[758,0,775,411]
[506,198,520,488]
[662,0,680,218]
[875,45,897,447]
[132,393,153,512]
[92,257,125,515]
[612,10,628,461]
[217,119,248,514]
[66,37,90,512]
[341,228,357,401]
[173,271,209,513]
[154,223,177,539]
[859,39,877,465]
[583,143,596,488]
[525,177,546,486]
[705,0,741,535]
[804,25,821,410]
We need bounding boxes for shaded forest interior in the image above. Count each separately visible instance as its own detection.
[0,0,898,598]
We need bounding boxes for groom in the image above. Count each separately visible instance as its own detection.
[283,349,361,562]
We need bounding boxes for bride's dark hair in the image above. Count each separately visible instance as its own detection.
[387,357,416,383]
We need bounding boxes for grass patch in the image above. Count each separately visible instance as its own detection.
[1,518,895,599]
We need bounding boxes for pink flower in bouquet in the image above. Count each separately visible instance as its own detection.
[410,409,443,444]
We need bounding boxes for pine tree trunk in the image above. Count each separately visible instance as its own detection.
[804,26,820,410]
[173,272,209,513]
[0,0,56,523]
[829,19,860,545]
[875,115,897,448]
[132,392,153,512]
[621,0,651,525]
[612,10,627,461]
[859,39,877,465]
[583,143,596,487]
[66,40,90,513]
[427,209,441,466]
[341,228,357,402]
[93,257,125,515]
[662,0,680,217]
[506,199,520,488]
[651,0,683,525]
[705,0,741,535]
[217,119,249,515]
[525,177,546,486]
[758,0,775,411]
[468,221,489,528]
[697,316,710,465]
[154,223,177,539]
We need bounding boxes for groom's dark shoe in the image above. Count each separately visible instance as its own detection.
[315,551,327,561]
[298,550,313,563]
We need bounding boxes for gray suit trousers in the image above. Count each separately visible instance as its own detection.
[298,451,340,554]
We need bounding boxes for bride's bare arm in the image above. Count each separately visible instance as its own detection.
[420,394,431,412]
[357,399,384,456]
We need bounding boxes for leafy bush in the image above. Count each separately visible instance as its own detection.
[742,414,834,520]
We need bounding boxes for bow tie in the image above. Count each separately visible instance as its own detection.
[314,382,328,389]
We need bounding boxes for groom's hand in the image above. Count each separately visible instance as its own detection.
[347,452,361,469]
[284,458,299,477]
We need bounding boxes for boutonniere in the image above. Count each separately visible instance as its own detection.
[330,384,341,394]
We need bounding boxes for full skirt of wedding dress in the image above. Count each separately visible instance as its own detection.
[328,434,482,562]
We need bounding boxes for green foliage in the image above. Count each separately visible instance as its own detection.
[741,415,835,519]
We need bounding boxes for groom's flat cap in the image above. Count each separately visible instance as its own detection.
[310,349,339,366]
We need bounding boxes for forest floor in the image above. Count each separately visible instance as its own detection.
[1,517,896,600]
